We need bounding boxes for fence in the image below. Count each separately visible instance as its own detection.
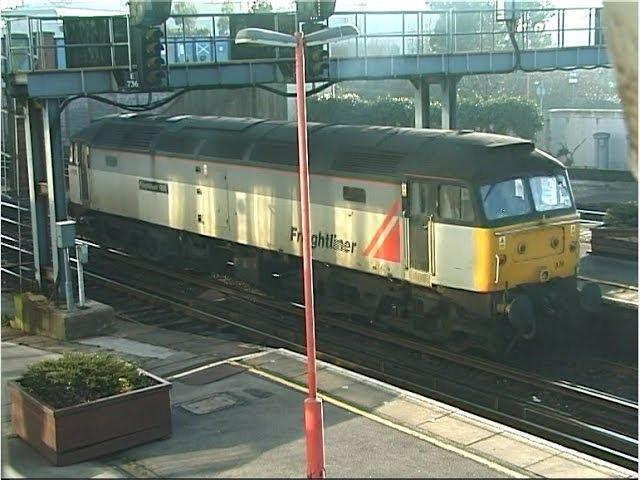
[1,7,606,73]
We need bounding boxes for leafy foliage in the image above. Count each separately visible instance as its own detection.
[19,352,154,409]
[307,93,543,139]
[604,203,638,228]
[249,0,273,13]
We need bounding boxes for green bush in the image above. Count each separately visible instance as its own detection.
[307,93,543,139]
[604,202,638,227]
[19,352,154,409]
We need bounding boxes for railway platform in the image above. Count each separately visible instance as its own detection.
[1,294,634,479]
[579,254,638,308]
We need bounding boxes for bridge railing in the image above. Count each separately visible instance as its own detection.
[1,7,606,74]
[327,7,606,57]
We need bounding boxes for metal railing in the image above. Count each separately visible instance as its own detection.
[328,7,606,57]
[1,7,606,74]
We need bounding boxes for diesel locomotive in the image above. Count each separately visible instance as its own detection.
[68,114,601,354]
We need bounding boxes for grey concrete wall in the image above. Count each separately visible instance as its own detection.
[540,109,630,171]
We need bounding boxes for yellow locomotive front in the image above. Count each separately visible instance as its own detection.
[466,171,599,343]
[472,173,580,293]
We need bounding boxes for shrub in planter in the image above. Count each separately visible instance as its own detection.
[19,352,155,408]
[10,352,172,466]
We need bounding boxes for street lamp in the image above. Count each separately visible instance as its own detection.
[235,24,359,479]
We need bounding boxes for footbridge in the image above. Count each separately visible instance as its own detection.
[3,6,609,129]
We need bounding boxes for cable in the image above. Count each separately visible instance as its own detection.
[505,19,610,74]
[58,78,336,115]
[257,81,335,98]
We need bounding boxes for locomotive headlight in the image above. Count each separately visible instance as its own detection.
[569,241,578,253]
[498,254,507,265]
[550,237,560,249]
[539,268,550,282]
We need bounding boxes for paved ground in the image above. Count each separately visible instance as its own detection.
[572,180,637,208]
[0,291,635,479]
[580,255,637,288]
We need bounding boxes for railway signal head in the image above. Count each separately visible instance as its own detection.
[307,45,329,79]
[138,25,166,88]
[296,0,336,22]
[302,22,330,80]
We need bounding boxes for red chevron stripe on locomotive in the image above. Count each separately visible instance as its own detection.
[362,199,401,263]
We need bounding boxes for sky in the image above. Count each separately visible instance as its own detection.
[1,0,605,14]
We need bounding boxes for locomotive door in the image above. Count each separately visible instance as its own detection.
[78,144,90,205]
[407,180,436,286]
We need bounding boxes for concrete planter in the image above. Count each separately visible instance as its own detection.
[9,370,171,466]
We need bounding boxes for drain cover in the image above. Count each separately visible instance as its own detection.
[181,393,240,415]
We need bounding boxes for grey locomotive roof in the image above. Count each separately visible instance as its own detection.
[72,114,565,184]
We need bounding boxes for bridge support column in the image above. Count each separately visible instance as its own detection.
[440,76,459,130]
[42,98,70,301]
[23,100,50,289]
[412,78,430,129]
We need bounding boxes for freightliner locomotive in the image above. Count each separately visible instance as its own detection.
[68,114,600,355]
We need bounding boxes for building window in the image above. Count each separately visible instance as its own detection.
[343,186,366,203]
[439,184,474,222]
[106,155,118,167]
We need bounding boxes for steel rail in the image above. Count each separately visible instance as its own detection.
[89,246,637,415]
[65,247,637,470]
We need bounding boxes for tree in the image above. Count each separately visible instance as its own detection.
[216,1,236,36]
[168,1,211,36]
[427,0,553,53]
[307,93,544,139]
[249,0,273,13]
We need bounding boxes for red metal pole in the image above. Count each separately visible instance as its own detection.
[294,31,326,479]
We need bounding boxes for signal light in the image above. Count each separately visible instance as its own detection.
[296,0,336,22]
[137,25,166,88]
[306,45,329,79]
[302,22,330,80]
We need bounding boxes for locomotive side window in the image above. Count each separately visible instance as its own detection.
[106,155,118,167]
[343,186,366,203]
[439,185,474,222]
[70,143,78,165]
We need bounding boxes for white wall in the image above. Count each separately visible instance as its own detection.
[540,109,630,170]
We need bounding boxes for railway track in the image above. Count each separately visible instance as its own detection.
[60,244,638,470]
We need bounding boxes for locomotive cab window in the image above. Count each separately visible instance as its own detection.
[343,186,366,203]
[439,185,474,222]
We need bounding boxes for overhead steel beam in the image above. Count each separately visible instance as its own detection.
[8,46,609,98]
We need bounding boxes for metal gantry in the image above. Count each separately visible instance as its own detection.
[1,7,610,97]
[1,96,37,291]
